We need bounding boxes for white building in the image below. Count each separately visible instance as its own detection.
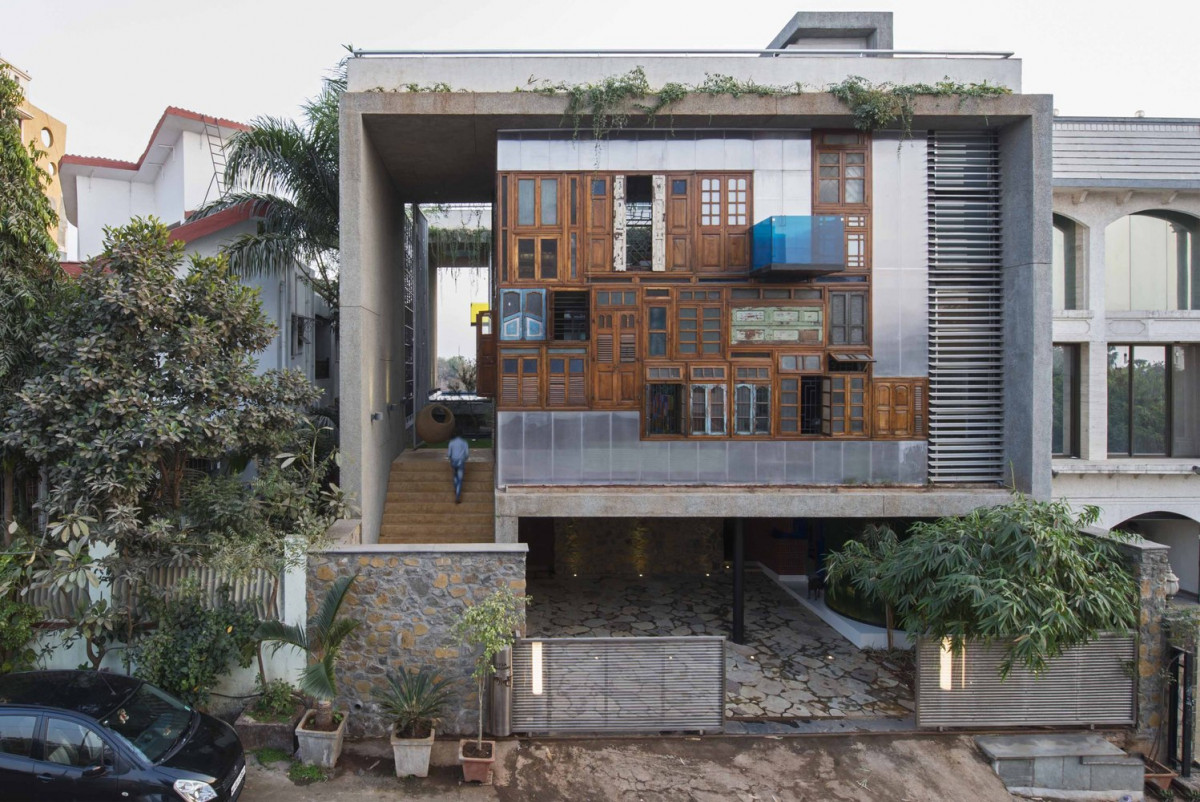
[1050,116,1200,595]
[59,107,335,399]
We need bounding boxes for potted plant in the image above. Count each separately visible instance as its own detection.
[256,573,359,768]
[451,585,529,784]
[373,668,453,778]
[233,676,306,752]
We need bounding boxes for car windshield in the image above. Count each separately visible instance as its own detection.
[100,683,193,763]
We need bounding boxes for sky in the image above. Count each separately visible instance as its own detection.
[5,0,1197,358]
[5,0,1199,160]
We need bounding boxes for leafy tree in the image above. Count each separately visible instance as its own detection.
[453,586,529,751]
[824,523,900,649]
[0,64,62,537]
[1,218,318,597]
[192,58,345,312]
[825,497,1137,677]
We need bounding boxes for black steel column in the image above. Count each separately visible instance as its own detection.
[1185,647,1195,778]
[732,518,745,645]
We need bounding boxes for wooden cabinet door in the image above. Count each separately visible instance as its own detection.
[475,310,496,398]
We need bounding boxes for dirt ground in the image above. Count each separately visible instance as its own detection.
[241,733,1016,801]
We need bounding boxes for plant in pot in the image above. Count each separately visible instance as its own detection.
[373,668,453,778]
[451,585,529,784]
[256,573,359,768]
[233,676,306,753]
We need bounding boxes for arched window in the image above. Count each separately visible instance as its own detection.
[1105,211,1198,311]
[1053,215,1081,311]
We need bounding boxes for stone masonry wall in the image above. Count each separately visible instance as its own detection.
[553,517,723,576]
[307,545,527,738]
[1110,533,1172,748]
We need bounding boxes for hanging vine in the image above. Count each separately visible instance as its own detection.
[389,68,1011,141]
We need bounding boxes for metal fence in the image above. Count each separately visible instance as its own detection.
[511,636,725,734]
[915,633,1136,728]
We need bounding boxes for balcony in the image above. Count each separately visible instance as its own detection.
[751,215,845,278]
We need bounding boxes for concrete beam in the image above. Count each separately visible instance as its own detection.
[494,487,1014,519]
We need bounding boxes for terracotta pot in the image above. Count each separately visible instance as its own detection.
[391,726,435,778]
[1144,756,1177,791]
[458,738,495,784]
[415,404,455,443]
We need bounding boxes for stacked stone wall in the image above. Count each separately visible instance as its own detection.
[1111,534,1171,748]
[307,545,527,738]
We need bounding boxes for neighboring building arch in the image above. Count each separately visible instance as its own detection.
[1103,209,1199,311]
[1114,511,1200,597]
[1052,212,1087,311]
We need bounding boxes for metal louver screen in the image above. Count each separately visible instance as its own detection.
[915,634,1135,728]
[927,132,1005,482]
[511,637,725,734]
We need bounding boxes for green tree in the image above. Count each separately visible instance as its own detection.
[825,497,1137,677]
[824,523,900,649]
[0,64,63,537]
[1,218,318,595]
[193,59,344,312]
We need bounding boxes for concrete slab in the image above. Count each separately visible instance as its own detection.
[976,733,1126,760]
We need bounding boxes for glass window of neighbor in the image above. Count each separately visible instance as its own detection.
[1052,344,1080,457]
[1053,215,1081,311]
[1108,344,1172,456]
[1105,211,1199,311]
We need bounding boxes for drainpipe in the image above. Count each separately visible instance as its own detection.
[278,278,287,371]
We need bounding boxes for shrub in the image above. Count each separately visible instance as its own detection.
[251,677,300,722]
[132,583,259,707]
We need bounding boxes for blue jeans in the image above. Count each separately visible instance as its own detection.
[451,459,465,500]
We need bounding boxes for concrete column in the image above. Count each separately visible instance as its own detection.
[495,515,518,544]
[1082,224,1109,461]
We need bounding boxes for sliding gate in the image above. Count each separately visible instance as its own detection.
[510,636,725,734]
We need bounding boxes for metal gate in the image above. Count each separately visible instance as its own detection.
[915,633,1136,728]
[510,637,725,734]
[1168,645,1195,777]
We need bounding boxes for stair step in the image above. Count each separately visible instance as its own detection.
[379,528,494,540]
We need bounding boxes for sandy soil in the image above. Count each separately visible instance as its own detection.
[241,733,1015,801]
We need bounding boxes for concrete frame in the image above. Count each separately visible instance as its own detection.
[339,63,1052,544]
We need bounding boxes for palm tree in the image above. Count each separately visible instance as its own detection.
[256,573,359,727]
[192,58,344,313]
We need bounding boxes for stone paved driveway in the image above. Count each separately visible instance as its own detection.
[526,571,913,720]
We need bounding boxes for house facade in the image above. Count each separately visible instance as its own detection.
[1050,116,1200,595]
[340,12,1051,558]
[58,107,335,399]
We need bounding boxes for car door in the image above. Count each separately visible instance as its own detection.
[38,715,127,802]
[0,712,41,800]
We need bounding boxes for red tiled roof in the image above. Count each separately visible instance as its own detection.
[61,106,252,172]
[169,202,257,244]
[59,261,84,277]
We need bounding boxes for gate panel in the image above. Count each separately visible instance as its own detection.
[915,633,1135,728]
[511,637,724,734]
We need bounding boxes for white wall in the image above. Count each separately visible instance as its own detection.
[1140,519,1200,596]
[74,175,157,258]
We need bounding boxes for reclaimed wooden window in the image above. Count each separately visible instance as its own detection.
[822,374,867,436]
[873,378,927,438]
[816,149,868,206]
[647,304,670,357]
[515,176,561,228]
[500,289,546,341]
[778,354,823,373]
[500,354,540,407]
[647,382,684,435]
[677,305,721,357]
[697,173,752,272]
[548,355,586,407]
[735,366,771,435]
[551,291,589,341]
[829,292,867,346]
[690,384,727,436]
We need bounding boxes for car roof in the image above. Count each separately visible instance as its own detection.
[0,670,142,719]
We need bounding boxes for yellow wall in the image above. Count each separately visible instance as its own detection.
[19,102,68,253]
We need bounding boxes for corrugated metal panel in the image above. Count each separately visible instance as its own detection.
[24,583,90,621]
[511,637,725,734]
[1053,121,1200,182]
[926,132,1005,482]
[915,634,1136,728]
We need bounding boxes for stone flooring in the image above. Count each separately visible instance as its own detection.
[526,570,914,721]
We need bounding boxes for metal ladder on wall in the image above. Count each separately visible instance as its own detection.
[199,116,228,208]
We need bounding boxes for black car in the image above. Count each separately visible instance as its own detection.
[0,670,245,801]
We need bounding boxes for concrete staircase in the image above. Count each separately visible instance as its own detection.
[378,449,494,544]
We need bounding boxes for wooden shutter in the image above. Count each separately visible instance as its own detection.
[593,307,638,408]
[696,173,751,274]
[500,357,520,406]
[520,357,539,406]
[586,175,611,273]
[873,378,928,438]
[822,374,868,437]
[568,358,586,406]
[666,175,691,270]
